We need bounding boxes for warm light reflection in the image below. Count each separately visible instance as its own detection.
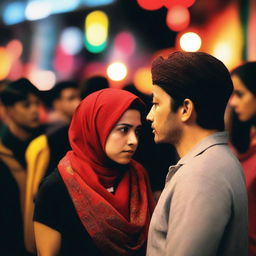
[213,43,232,66]
[87,24,107,46]
[0,47,12,80]
[134,67,153,95]
[107,62,127,81]
[29,70,56,91]
[6,40,23,59]
[180,32,201,52]
[164,0,195,8]
[202,2,243,69]
[136,0,164,10]
[166,5,190,32]
[7,59,23,80]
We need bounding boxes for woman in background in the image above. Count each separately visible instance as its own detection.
[33,88,155,256]
[229,62,256,256]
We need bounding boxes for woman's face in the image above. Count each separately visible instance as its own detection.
[105,109,142,165]
[230,74,256,122]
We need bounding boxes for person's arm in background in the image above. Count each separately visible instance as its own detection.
[34,222,61,256]
[33,173,63,256]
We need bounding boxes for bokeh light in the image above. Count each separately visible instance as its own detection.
[136,0,164,11]
[60,27,84,55]
[107,62,127,81]
[3,2,26,25]
[6,40,23,60]
[180,32,201,52]
[166,5,190,32]
[46,0,80,14]
[164,0,196,8]
[87,24,107,46]
[85,10,108,53]
[114,31,136,57]
[53,45,75,75]
[0,47,12,80]
[29,70,56,91]
[7,59,23,80]
[213,43,232,67]
[25,0,51,20]
[83,62,106,78]
[83,0,116,7]
[134,67,153,95]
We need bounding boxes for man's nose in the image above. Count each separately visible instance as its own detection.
[146,107,153,122]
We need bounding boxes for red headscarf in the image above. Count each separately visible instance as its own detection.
[58,88,155,256]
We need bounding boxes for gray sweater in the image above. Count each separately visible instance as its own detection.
[147,132,248,256]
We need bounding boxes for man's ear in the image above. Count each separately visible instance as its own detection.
[180,98,195,122]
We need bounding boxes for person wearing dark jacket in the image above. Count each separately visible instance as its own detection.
[0,78,48,255]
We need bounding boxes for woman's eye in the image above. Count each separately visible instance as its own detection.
[119,127,129,133]
[234,91,243,98]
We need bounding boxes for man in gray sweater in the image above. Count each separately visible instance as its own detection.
[146,51,248,256]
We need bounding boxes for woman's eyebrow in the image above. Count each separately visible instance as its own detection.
[116,123,133,127]
[116,123,142,128]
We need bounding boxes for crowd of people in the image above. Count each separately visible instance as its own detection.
[0,51,255,256]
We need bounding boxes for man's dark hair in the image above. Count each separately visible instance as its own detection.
[151,51,233,131]
[0,78,40,106]
[80,76,109,100]
[52,80,78,101]
[41,80,78,108]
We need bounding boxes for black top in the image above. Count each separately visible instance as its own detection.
[46,123,71,176]
[34,170,101,256]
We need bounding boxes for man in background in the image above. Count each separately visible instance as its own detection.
[0,78,48,255]
[42,81,81,173]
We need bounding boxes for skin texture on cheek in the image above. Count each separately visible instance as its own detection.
[148,85,182,145]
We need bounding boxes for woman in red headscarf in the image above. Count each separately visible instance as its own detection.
[33,88,155,256]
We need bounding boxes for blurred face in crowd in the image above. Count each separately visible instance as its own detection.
[55,88,80,121]
[6,93,41,131]
[105,109,142,165]
[230,75,256,122]
[147,85,182,145]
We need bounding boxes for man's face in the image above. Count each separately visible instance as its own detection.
[146,85,182,145]
[56,88,80,120]
[7,93,41,130]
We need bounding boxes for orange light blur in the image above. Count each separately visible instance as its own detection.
[0,47,12,80]
[134,67,153,95]
[166,5,190,32]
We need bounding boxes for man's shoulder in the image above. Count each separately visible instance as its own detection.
[178,144,242,180]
